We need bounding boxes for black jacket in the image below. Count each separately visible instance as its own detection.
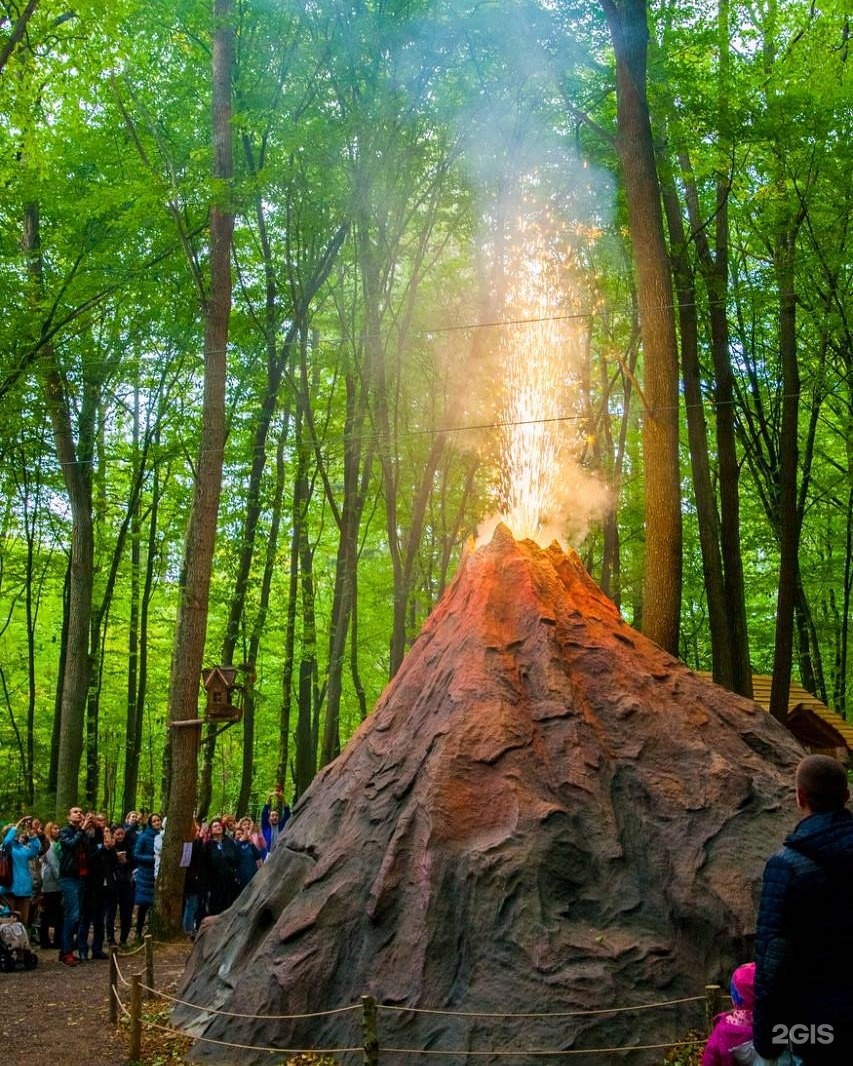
[203,837,240,915]
[753,808,853,1058]
[58,824,90,879]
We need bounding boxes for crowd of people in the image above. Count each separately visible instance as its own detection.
[0,787,291,968]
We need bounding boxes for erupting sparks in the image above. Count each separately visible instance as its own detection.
[496,220,585,544]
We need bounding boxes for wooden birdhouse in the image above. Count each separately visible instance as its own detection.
[202,665,244,722]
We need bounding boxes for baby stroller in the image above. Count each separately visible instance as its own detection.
[0,913,38,971]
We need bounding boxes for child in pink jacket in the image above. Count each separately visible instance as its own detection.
[702,962,756,1066]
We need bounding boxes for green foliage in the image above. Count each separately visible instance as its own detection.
[661,1030,704,1066]
[0,0,851,814]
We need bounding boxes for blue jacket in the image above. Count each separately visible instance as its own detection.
[235,839,262,888]
[753,807,853,1058]
[2,828,41,897]
[133,826,159,905]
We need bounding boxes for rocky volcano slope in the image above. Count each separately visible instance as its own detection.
[176,527,802,1064]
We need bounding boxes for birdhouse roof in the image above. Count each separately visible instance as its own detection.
[202,666,239,689]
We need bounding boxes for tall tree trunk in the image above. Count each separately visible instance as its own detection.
[236,419,288,815]
[705,0,752,695]
[278,422,299,791]
[320,371,370,767]
[600,0,682,653]
[48,563,70,798]
[196,213,347,816]
[673,142,752,692]
[293,384,319,797]
[769,222,802,723]
[85,397,150,807]
[123,386,142,815]
[156,0,235,936]
[598,312,639,606]
[124,434,161,816]
[20,446,48,806]
[24,200,96,818]
[841,482,853,715]
[660,171,731,679]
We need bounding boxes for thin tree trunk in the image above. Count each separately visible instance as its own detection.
[235,422,287,815]
[600,0,682,653]
[48,563,70,798]
[350,587,368,723]
[123,387,142,815]
[598,316,639,605]
[841,483,853,715]
[278,422,299,790]
[20,449,49,806]
[660,171,731,679]
[320,371,371,767]
[156,0,235,936]
[675,137,752,693]
[292,393,317,797]
[24,200,96,818]
[197,214,347,816]
[769,222,802,723]
[85,395,151,807]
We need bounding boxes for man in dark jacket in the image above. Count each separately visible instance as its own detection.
[58,806,93,967]
[753,754,853,1065]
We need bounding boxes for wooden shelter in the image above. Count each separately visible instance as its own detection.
[699,672,852,764]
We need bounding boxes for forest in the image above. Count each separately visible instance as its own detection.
[0,0,850,836]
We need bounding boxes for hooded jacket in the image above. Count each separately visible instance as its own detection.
[753,808,853,1059]
[1,827,41,898]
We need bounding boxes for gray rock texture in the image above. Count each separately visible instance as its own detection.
[175,528,803,1064]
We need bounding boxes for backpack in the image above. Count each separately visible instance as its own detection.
[0,842,12,888]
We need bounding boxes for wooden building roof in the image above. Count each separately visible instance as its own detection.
[697,672,853,758]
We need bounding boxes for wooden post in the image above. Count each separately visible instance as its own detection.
[361,994,379,1066]
[129,973,142,1062]
[108,945,118,1024]
[705,984,723,1032]
[144,934,154,1000]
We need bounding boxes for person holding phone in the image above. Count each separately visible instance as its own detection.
[1,817,41,928]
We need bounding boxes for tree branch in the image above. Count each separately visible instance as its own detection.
[0,0,39,76]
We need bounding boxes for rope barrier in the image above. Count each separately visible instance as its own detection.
[112,954,133,988]
[118,940,146,956]
[378,993,705,1019]
[112,984,130,1019]
[110,942,709,1060]
[138,1016,362,1056]
[376,1039,707,1057]
[129,979,704,1023]
[137,981,363,1020]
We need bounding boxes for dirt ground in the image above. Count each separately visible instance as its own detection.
[0,937,193,1066]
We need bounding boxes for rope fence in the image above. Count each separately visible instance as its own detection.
[108,941,719,1064]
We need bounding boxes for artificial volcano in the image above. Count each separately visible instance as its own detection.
[176,526,802,1064]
